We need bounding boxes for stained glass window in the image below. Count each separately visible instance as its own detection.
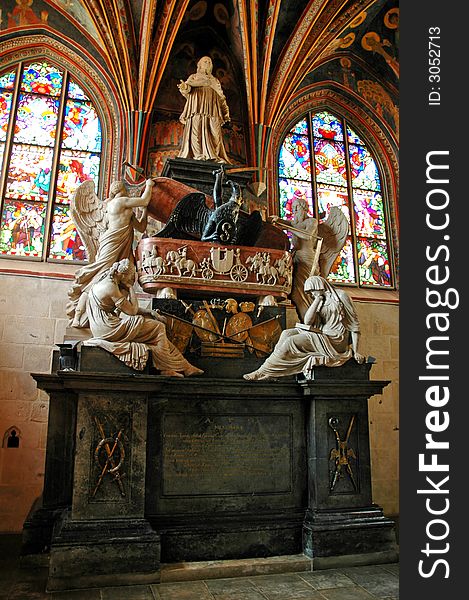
[0,62,102,261]
[278,110,393,288]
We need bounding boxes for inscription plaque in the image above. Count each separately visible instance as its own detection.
[162,414,292,496]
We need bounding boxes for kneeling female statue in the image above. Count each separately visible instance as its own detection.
[84,258,203,376]
[243,275,365,381]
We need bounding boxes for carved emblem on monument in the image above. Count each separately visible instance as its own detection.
[91,416,126,498]
[328,416,358,492]
[154,297,283,358]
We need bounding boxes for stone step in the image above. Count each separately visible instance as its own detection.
[160,554,312,582]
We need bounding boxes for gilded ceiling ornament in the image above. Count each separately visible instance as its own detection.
[361,31,399,78]
[384,7,399,30]
[349,11,368,28]
[357,79,399,133]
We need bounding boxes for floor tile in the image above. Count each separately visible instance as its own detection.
[250,573,323,599]
[206,578,260,592]
[381,564,399,576]
[319,586,375,600]
[341,568,399,599]
[211,590,269,600]
[205,577,269,599]
[101,584,155,599]
[299,570,355,590]
[5,582,49,600]
[152,581,214,600]
[5,570,50,600]
[48,589,102,600]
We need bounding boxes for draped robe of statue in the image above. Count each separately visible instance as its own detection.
[76,224,134,288]
[84,286,195,372]
[245,282,360,379]
[67,224,135,322]
[178,69,231,163]
[290,218,319,321]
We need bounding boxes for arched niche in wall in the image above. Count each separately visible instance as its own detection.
[3,426,21,448]
[149,27,248,171]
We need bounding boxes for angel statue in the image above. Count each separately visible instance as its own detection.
[67,178,154,327]
[243,274,365,381]
[270,194,348,320]
[83,258,204,376]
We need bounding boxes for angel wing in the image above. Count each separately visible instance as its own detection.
[318,206,349,277]
[70,180,108,262]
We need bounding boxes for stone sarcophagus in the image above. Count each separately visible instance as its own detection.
[136,238,293,298]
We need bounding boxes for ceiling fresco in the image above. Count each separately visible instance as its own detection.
[0,0,399,171]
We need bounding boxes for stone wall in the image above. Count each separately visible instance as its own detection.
[0,271,70,532]
[355,300,399,517]
[0,270,399,531]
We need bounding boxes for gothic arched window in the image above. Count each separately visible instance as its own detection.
[278,110,394,288]
[0,61,103,261]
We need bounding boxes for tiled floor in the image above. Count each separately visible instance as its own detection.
[0,563,399,600]
[0,537,399,600]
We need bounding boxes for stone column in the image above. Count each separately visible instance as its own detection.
[33,369,162,591]
[298,361,398,568]
[21,388,76,559]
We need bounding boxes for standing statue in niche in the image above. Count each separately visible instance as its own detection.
[67,178,154,327]
[84,258,204,376]
[177,56,231,163]
[270,195,348,321]
[243,275,365,381]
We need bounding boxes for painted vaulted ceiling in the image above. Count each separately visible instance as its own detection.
[0,0,398,173]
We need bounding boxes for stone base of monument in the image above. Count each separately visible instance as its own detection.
[21,498,59,563]
[27,347,397,590]
[303,507,398,568]
[47,512,160,591]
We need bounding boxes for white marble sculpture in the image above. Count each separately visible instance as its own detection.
[243,275,364,381]
[67,178,154,327]
[270,197,348,321]
[84,258,203,376]
[177,56,231,163]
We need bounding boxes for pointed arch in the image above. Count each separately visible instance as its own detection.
[268,85,398,288]
[0,37,125,262]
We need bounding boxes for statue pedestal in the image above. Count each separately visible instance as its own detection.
[28,350,397,590]
[162,157,252,196]
[298,363,397,566]
[35,371,160,591]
